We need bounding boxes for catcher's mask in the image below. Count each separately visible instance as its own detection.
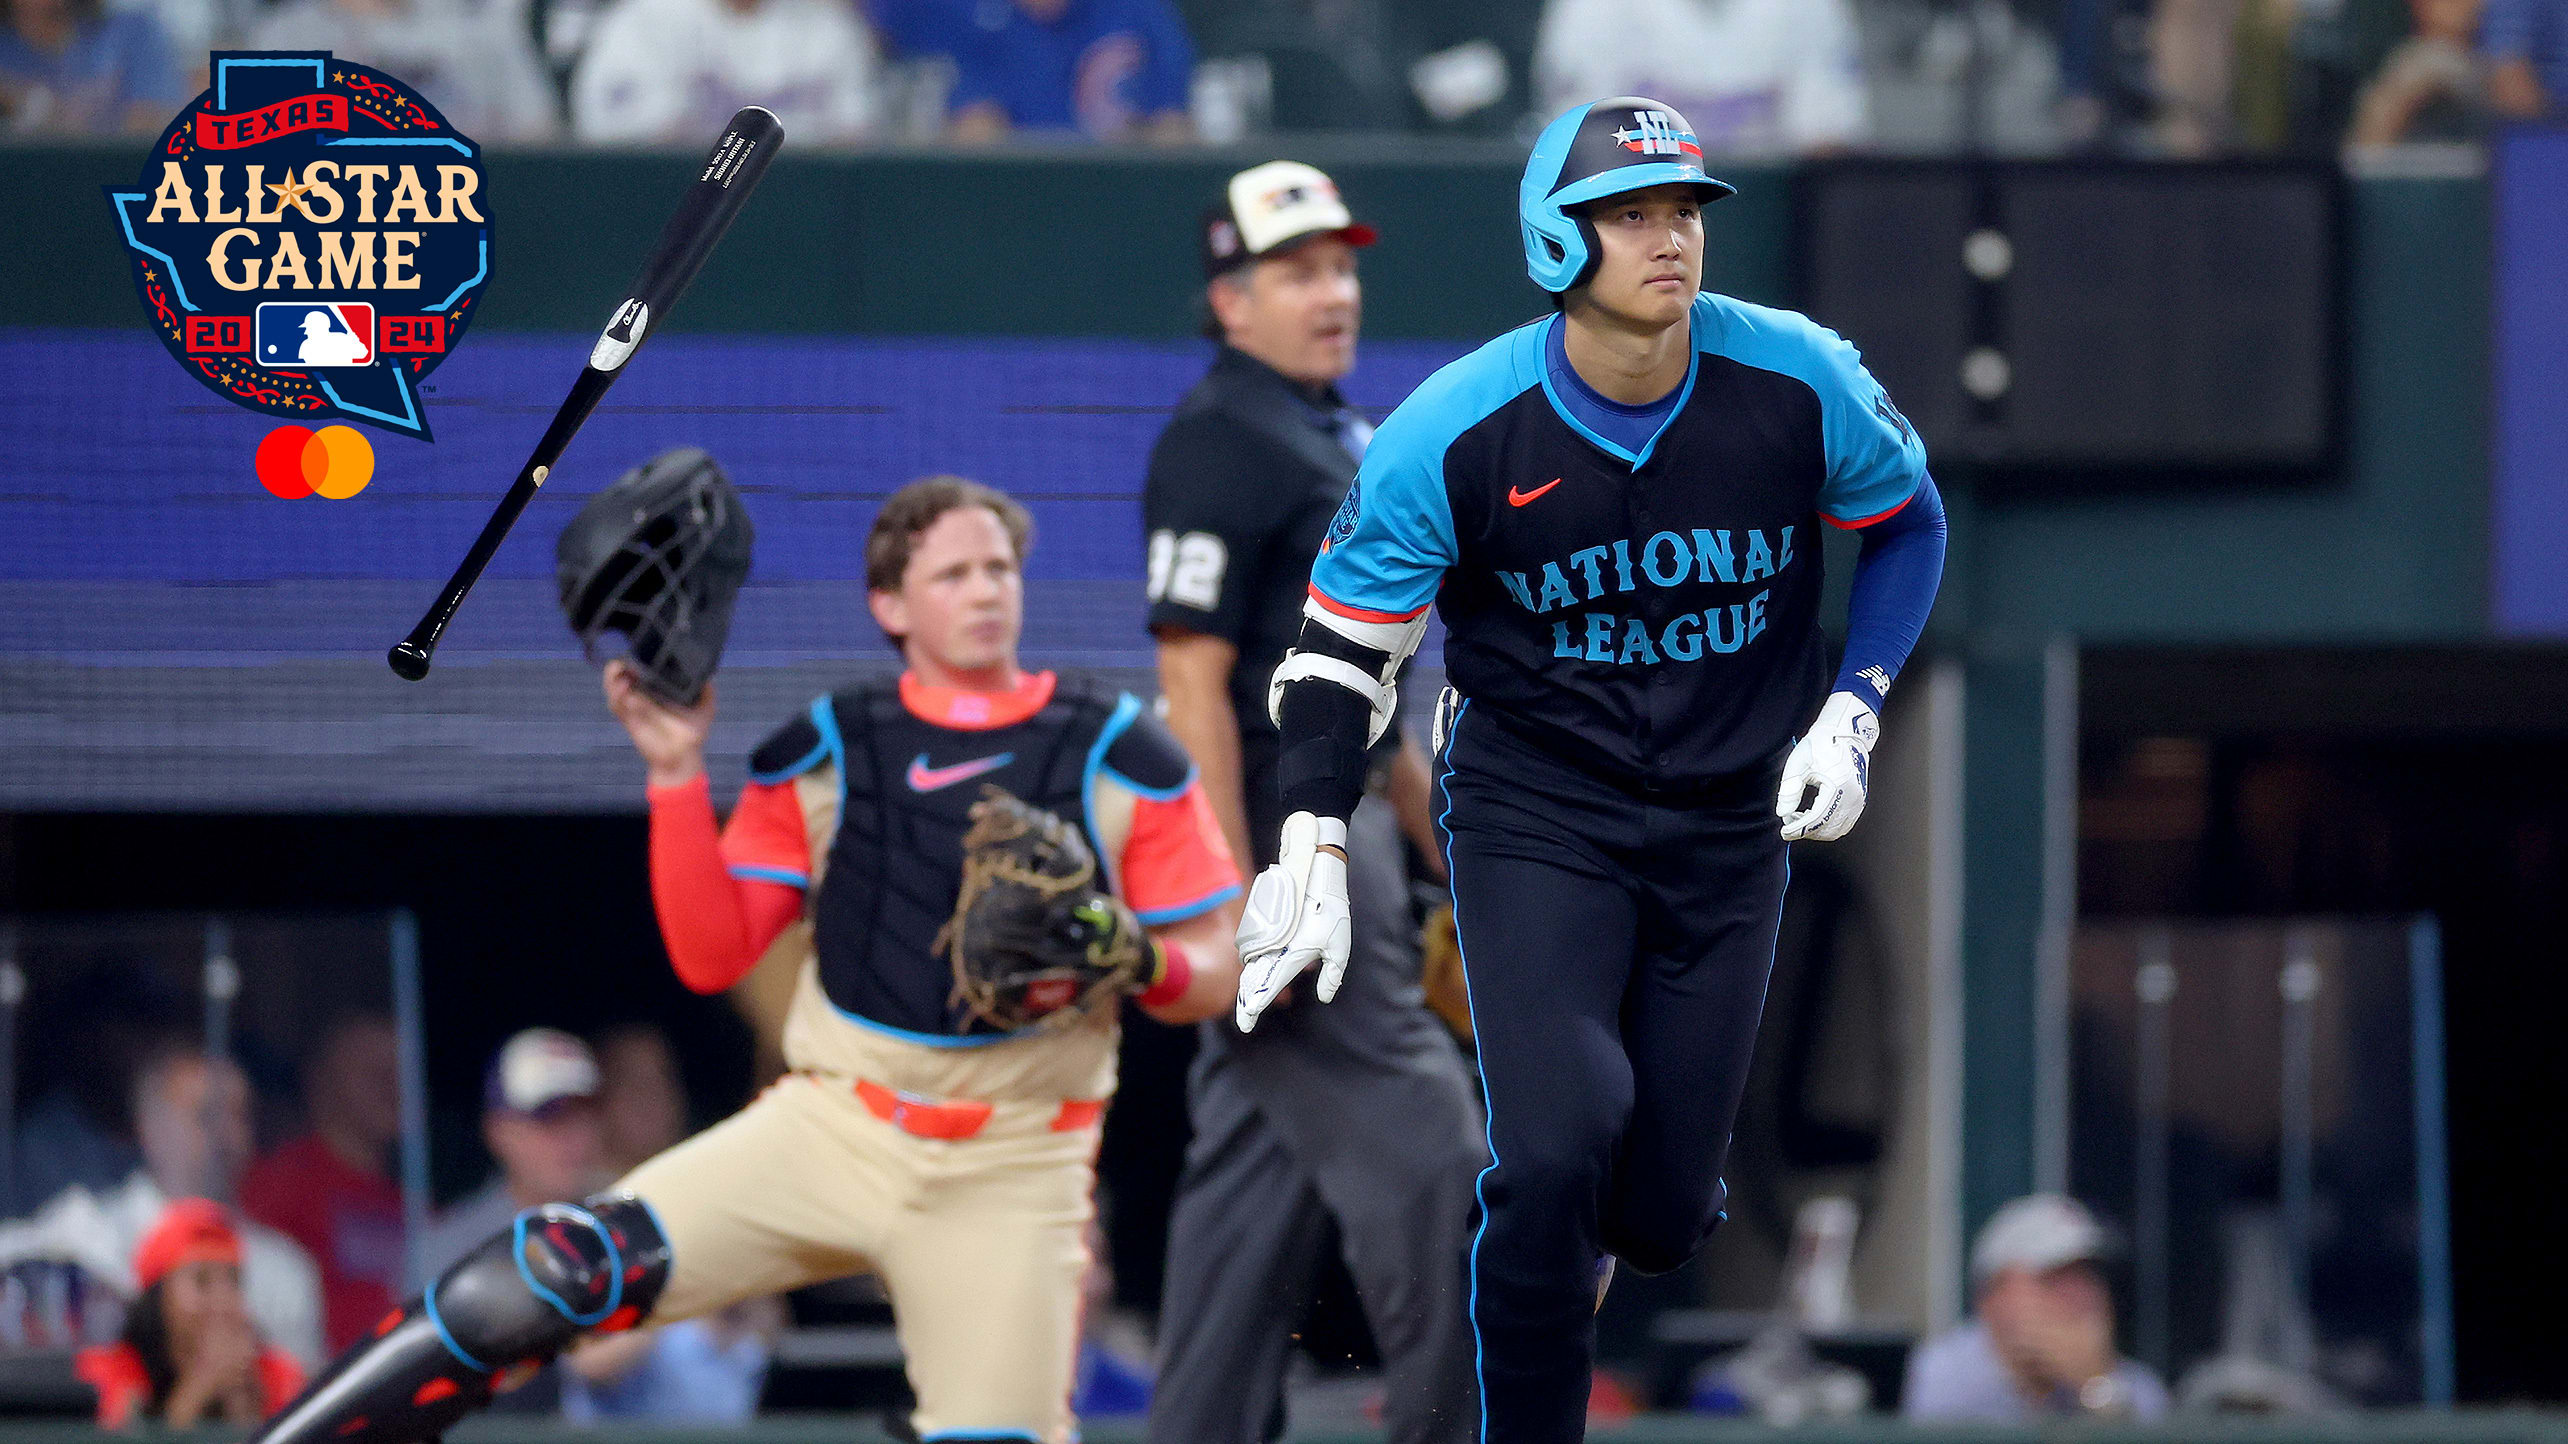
[555,447,754,707]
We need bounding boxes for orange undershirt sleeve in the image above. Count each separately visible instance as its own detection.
[1118,779,1245,926]
[646,775,806,995]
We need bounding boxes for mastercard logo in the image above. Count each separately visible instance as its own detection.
[256,424,375,499]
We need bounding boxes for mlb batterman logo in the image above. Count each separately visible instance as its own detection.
[258,301,375,366]
[104,52,493,441]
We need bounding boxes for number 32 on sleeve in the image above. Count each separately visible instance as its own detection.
[1147,530,1229,612]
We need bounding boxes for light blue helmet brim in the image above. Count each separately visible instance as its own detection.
[1551,162,1737,210]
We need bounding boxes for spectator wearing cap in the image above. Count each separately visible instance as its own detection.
[1902,1195,2170,1422]
[2486,0,2568,118]
[871,0,1195,142]
[74,1199,306,1428]
[1141,160,1485,1444]
[411,1028,610,1288]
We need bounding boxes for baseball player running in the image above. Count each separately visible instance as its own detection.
[1235,97,1949,1443]
[1145,163,1482,1444]
[247,472,1244,1444]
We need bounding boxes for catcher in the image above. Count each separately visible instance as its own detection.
[246,464,1243,1444]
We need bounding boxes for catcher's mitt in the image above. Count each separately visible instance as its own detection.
[1419,902,1474,1044]
[938,787,1157,1031]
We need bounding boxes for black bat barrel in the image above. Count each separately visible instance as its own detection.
[603,107,784,365]
[387,107,785,683]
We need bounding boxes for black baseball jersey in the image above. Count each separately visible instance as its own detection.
[1308,293,1927,791]
[1144,345,1386,852]
[739,674,1239,1044]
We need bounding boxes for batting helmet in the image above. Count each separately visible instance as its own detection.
[1520,96,1736,294]
[555,447,754,707]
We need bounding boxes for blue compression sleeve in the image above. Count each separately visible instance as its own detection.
[1832,474,1947,712]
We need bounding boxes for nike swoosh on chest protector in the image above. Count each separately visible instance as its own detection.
[906,752,1015,792]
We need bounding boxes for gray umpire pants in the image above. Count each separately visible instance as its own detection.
[1148,796,1486,1444]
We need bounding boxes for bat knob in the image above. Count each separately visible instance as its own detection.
[388,641,434,681]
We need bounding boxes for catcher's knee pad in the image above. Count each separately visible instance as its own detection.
[245,1195,670,1444]
[432,1193,673,1361]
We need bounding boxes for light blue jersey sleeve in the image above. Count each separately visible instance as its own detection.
[1307,325,1541,621]
[1697,294,1930,527]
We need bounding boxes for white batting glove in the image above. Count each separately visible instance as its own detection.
[1233,811,1351,1033]
[1777,691,1880,842]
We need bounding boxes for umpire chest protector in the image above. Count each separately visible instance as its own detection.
[747,675,1183,1046]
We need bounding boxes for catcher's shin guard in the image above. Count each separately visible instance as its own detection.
[247,1195,670,1444]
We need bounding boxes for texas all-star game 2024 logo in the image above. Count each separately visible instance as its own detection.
[106,51,491,444]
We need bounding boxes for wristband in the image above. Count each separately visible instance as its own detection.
[1137,938,1193,1008]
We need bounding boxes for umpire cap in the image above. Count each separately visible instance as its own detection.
[1203,160,1378,278]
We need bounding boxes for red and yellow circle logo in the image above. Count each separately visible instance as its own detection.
[255,424,374,499]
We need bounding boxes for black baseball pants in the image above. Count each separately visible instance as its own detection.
[1433,702,1788,1444]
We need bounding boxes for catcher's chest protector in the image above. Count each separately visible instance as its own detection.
[762,679,1126,1041]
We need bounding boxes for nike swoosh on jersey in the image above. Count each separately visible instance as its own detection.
[906,751,1015,792]
[1508,478,1563,507]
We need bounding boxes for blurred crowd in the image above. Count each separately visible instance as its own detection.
[0,974,786,1428]
[0,966,2313,1427]
[0,964,1169,1430]
[2,0,2558,154]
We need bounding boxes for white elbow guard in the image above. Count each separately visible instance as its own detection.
[1266,598,1426,747]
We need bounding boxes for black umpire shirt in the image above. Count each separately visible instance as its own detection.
[1144,345,1389,864]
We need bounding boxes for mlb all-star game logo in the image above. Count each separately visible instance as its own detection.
[105,52,491,441]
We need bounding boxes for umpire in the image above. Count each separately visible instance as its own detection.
[1142,162,1483,1444]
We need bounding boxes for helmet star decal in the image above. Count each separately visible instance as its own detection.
[1612,110,1704,161]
